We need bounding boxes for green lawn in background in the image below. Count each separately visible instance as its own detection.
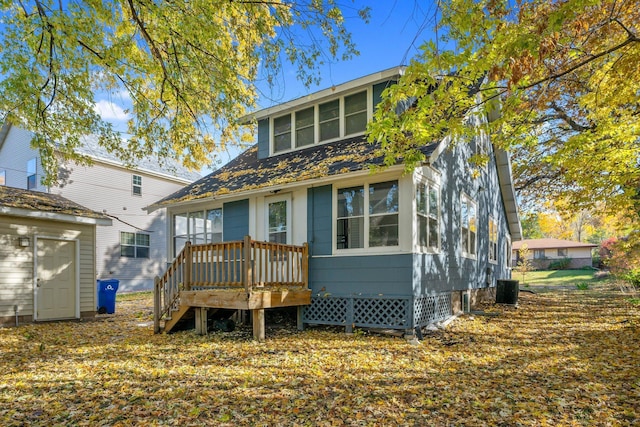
[515,269,600,288]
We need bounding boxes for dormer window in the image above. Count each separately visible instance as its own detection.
[295,107,315,147]
[270,89,370,155]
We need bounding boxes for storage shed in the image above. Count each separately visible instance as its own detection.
[0,186,111,326]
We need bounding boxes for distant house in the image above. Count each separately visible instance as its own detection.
[0,186,111,326]
[147,67,522,337]
[0,123,200,291]
[512,238,597,269]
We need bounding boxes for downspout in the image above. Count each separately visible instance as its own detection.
[14,305,18,326]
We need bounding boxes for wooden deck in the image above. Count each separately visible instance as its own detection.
[153,236,310,339]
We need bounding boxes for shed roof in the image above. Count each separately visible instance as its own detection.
[149,136,439,210]
[512,238,598,250]
[0,186,111,225]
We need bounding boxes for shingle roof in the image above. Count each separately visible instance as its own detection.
[0,186,109,220]
[512,238,598,250]
[151,137,439,209]
[77,135,201,182]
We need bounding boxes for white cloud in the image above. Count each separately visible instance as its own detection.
[94,99,129,121]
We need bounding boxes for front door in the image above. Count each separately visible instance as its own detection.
[36,238,77,320]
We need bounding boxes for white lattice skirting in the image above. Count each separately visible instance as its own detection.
[303,293,452,330]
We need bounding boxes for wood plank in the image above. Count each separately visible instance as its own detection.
[195,307,208,335]
[181,289,311,310]
[162,304,192,333]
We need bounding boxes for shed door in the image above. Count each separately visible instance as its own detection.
[36,238,77,320]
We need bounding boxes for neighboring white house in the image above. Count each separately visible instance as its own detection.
[512,238,597,269]
[0,123,200,291]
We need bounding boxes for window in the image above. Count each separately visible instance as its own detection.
[0,170,5,186]
[295,107,315,147]
[489,218,498,263]
[416,182,439,251]
[27,158,37,189]
[173,208,223,255]
[273,114,292,153]
[267,199,288,244]
[534,249,545,259]
[461,195,477,257]
[121,232,150,258]
[319,99,340,141]
[557,248,568,257]
[132,175,142,195]
[337,180,398,250]
[344,91,367,135]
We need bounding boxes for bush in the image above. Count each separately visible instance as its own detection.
[576,282,590,290]
[549,258,572,270]
[622,268,640,289]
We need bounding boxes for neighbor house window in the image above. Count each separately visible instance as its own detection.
[534,249,545,259]
[27,158,37,189]
[461,195,477,257]
[416,182,439,251]
[337,180,398,250]
[0,170,5,186]
[132,174,142,195]
[121,232,150,258]
[173,208,223,255]
[489,218,498,263]
[558,248,568,257]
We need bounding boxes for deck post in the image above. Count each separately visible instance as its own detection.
[252,309,265,340]
[184,241,192,290]
[153,276,161,334]
[302,243,309,289]
[243,235,253,293]
[195,307,208,335]
[297,306,305,331]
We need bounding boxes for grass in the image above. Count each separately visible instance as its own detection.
[2,285,639,426]
[515,269,604,290]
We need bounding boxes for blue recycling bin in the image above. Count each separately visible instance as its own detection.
[97,279,119,314]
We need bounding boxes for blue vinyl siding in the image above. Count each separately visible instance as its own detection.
[257,119,270,160]
[307,185,332,256]
[373,80,396,110]
[222,199,249,241]
[309,254,413,296]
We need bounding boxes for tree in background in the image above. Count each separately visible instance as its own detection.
[369,0,639,228]
[0,0,369,183]
[514,244,533,285]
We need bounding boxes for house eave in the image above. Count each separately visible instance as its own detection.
[0,206,112,226]
[494,146,522,240]
[241,66,406,123]
[147,164,406,212]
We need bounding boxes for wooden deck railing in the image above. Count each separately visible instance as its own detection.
[154,236,309,333]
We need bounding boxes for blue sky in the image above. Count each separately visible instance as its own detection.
[94,2,438,173]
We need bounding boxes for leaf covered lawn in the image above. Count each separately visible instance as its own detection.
[1,286,639,426]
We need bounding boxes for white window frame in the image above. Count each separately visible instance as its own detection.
[265,193,292,245]
[334,179,400,254]
[172,207,224,256]
[132,174,142,196]
[489,217,498,264]
[461,194,477,259]
[27,158,37,189]
[270,87,372,155]
[120,231,150,258]
[416,180,440,253]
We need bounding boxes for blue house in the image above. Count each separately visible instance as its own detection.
[148,67,522,338]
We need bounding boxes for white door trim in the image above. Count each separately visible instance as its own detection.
[33,236,81,321]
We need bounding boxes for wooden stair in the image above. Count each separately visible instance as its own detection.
[162,304,192,333]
